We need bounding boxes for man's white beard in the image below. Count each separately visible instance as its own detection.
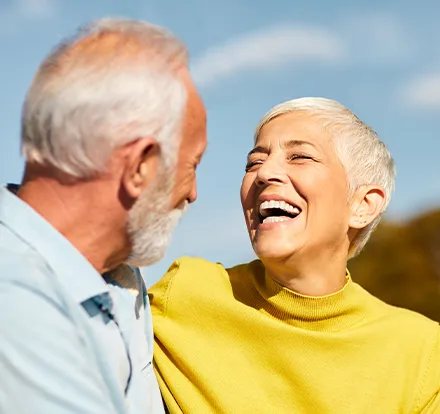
[125,165,187,267]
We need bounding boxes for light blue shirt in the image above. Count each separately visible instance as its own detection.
[0,186,165,414]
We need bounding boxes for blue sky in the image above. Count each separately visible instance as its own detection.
[1,0,440,285]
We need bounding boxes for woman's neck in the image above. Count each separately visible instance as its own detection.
[263,252,348,296]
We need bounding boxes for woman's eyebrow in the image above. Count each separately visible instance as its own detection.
[283,139,316,149]
[247,140,315,158]
[247,145,269,157]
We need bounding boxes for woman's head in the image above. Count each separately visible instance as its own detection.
[241,97,395,269]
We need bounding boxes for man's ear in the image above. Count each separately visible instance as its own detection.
[121,137,160,199]
[349,185,386,230]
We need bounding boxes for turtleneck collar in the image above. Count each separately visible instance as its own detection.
[246,260,380,332]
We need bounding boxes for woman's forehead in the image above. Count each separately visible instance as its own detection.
[255,112,333,150]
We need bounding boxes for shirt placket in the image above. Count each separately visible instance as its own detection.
[92,293,133,395]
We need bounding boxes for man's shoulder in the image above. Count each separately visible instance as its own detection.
[0,255,122,414]
[0,246,59,304]
[0,251,70,334]
[0,218,45,274]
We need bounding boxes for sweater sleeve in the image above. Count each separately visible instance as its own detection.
[149,257,226,414]
[417,325,440,413]
[149,256,225,319]
[420,392,440,413]
[149,259,183,317]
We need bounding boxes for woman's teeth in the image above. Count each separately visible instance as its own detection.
[262,216,292,224]
[259,200,301,217]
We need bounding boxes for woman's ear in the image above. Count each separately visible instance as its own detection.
[121,137,160,200]
[349,185,386,229]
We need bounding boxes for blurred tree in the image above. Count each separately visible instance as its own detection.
[350,209,440,322]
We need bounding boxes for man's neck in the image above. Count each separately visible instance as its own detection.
[18,175,128,274]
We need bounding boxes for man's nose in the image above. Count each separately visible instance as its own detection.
[188,180,198,204]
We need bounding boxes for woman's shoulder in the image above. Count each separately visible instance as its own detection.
[148,256,256,315]
[353,282,437,329]
[384,302,440,336]
[155,256,258,281]
[382,307,440,409]
[159,256,231,278]
[368,295,440,365]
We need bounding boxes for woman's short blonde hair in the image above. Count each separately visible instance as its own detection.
[255,97,396,258]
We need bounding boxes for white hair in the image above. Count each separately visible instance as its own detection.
[255,97,396,258]
[21,18,188,177]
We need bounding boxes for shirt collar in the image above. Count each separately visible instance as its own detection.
[0,185,110,304]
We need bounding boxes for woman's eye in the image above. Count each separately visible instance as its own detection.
[245,160,263,171]
[290,154,312,161]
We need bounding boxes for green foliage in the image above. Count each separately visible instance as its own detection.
[350,209,440,322]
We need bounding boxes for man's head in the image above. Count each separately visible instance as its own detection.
[241,97,395,269]
[21,18,207,268]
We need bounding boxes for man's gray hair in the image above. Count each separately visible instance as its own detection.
[21,18,188,177]
[255,97,396,258]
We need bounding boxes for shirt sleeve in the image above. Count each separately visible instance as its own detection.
[0,280,118,414]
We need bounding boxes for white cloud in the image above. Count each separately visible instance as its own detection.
[0,0,56,35]
[191,13,413,90]
[17,0,56,19]
[400,73,440,109]
[339,13,413,64]
[191,24,346,89]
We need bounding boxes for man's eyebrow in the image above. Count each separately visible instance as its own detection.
[247,140,316,157]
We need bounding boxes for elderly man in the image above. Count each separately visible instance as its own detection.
[0,18,206,414]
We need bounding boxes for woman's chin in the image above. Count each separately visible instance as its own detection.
[251,222,305,257]
[252,238,302,261]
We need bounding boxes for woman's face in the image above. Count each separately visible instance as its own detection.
[241,111,352,263]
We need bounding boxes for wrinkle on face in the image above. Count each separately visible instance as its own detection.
[241,111,351,265]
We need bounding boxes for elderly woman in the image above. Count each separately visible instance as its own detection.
[149,98,440,413]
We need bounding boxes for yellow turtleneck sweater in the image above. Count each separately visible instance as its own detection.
[150,257,440,413]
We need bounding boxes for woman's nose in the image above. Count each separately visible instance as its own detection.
[255,157,288,187]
